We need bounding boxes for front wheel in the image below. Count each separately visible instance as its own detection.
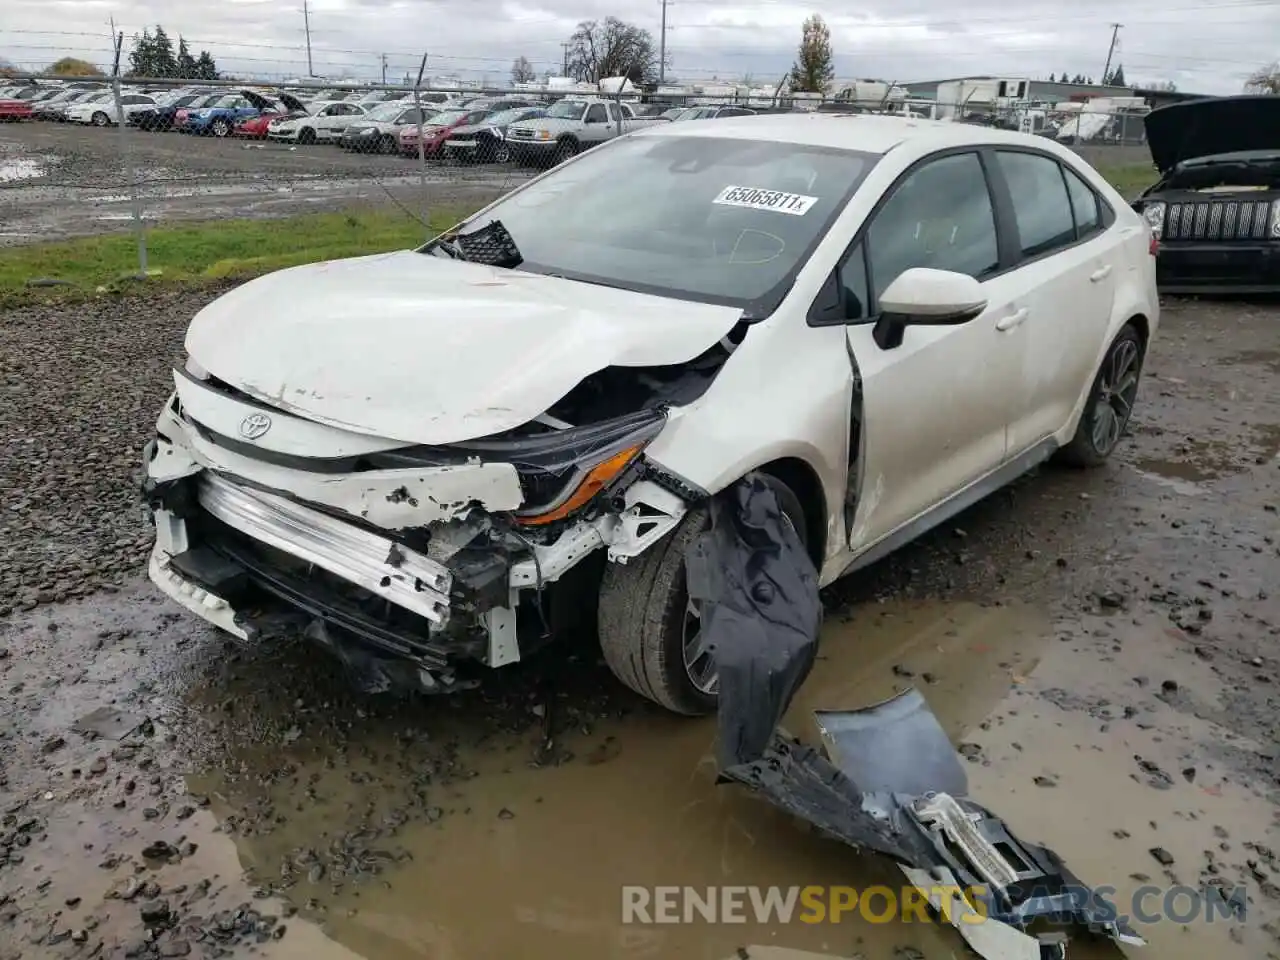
[210,118,231,138]
[597,474,808,715]
[1057,322,1146,468]
[298,127,315,145]
[92,111,109,127]
[552,137,578,165]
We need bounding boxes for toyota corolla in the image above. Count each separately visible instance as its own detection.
[142,114,1158,713]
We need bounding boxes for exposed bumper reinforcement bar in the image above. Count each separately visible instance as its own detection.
[197,471,453,627]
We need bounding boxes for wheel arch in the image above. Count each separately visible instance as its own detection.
[1125,312,1151,350]
[751,457,827,569]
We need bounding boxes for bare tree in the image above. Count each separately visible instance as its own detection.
[565,17,657,84]
[510,56,536,85]
[1245,61,1280,94]
[789,14,834,94]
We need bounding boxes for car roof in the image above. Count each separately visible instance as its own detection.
[634,112,1058,156]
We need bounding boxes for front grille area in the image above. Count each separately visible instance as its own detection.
[1165,199,1273,241]
[510,128,535,140]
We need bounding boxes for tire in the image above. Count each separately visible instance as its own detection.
[552,137,578,164]
[380,134,396,155]
[1057,322,1146,468]
[91,111,109,127]
[598,473,808,716]
[298,127,315,145]
[492,141,510,164]
[210,118,231,138]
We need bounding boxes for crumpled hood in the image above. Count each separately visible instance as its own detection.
[1145,95,1280,172]
[184,251,742,446]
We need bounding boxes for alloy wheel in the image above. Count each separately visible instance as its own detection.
[1091,337,1141,454]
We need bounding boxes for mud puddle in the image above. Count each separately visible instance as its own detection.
[177,597,1275,960]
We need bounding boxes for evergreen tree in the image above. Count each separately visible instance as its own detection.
[176,37,198,78]
[788,14,834,93]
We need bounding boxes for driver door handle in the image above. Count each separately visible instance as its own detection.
[995,307,1029,332]
[1090,265,1113,282]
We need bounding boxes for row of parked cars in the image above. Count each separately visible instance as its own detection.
[1,79,764,166]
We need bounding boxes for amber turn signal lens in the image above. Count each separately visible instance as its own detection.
[514,445,643,526]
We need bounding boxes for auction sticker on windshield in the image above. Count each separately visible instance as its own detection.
[713,185,818,216]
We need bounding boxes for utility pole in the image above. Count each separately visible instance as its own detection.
[303,0,314,77]
[658,0,669,84]
[380,53,388,85]
[1101,23,1122,85]
[560,41,570,77]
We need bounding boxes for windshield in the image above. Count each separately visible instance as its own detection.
[546,100,587,119]
[81,92,111,104]
[445,135,878,307]
[365,103,403,122]
[427,109,467,127]
[487,107,542,126]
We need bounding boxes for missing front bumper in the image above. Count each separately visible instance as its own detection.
[197,472,453,627]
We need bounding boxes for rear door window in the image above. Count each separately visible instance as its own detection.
[1062,166,1102,237]
[996,151,1077,258]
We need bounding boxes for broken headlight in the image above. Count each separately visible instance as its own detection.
[1141,201,1165,239]
[371,409,668,527]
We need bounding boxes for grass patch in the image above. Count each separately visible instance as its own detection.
[1098,162,1158,201]
[0,207,471,309]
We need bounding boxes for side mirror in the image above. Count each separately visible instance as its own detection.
[873,268,987,350]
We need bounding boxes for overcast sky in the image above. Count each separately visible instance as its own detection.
[1,0,1273,94]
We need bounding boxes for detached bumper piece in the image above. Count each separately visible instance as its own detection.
[694,479,1145,960]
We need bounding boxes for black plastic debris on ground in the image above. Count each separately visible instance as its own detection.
[695,479,1145,960]
[684,474,821,771]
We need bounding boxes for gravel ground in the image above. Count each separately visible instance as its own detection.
[0,289,1278,960]
[0,121,528,242]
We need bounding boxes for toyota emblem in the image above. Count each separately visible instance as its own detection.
[239,412,272,440]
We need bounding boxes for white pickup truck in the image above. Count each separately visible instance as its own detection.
[505,97,667,166]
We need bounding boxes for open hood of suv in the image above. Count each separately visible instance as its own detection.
[184,251,742,445]
[1145,95,1280,172]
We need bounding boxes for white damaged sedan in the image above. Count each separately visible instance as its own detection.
[143,114,1159,713]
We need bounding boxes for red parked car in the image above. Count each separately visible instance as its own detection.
[0,98,34,122]
[233,93,308,139]
[397,108,490,158]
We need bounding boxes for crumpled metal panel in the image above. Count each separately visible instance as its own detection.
[814,687,969,797]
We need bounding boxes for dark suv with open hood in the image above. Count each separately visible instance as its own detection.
[1133,95,1280,294]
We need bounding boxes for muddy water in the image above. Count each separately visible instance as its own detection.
[177,601,1124,960]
